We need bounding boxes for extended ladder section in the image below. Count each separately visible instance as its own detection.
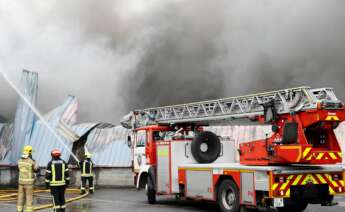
[121,87,343,129]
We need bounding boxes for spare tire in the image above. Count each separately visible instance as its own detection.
[191,131,221,163]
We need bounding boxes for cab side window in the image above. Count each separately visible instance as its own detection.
[153,131,164,141]
[136,130,147,147]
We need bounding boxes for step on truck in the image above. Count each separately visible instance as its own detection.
[121,86,345,212]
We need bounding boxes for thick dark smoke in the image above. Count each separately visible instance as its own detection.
[0,0,345,123]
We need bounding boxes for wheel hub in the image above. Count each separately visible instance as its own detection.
[200,143,208,152]
[222,188,235,210]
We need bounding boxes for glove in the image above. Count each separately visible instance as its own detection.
[45,183,50,189]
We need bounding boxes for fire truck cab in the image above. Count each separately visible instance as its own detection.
[131,125,236,190]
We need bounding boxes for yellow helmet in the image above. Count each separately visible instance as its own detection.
[23,145,33,155]
[85,152,92,158]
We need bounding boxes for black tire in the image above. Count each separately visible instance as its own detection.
[217,179,240,212]
[277,201,308,212]
[191,131,221,163]
[147,176,156,204]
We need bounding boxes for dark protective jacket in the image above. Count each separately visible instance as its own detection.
[79,159,94,177]
[45,158,70,186]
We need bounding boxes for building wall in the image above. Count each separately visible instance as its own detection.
[0,167,133,188]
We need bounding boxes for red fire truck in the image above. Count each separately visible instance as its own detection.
[121,87,345,212]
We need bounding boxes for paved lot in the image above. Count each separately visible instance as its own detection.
[0,188,344,212]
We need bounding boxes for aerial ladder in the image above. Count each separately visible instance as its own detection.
[122,86,345,165]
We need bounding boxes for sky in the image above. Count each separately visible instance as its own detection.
[0,0,344,124]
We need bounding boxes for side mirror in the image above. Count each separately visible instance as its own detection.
[127,135,132,148]
[281,122,298,144]
[271,125,279,133]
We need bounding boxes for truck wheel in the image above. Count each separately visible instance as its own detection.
[146,176,156,204]
[191,131,221,163]
[217,179,240,212]
[278,202,308,212]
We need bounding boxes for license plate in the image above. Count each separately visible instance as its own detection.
[274,198,284,208]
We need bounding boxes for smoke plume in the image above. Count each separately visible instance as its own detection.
[0,0,345,123]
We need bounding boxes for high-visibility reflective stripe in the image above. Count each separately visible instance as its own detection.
[272,183,278,191]
[25,206,33,212]
[46,170,51,173]
[329,153,338,160]
[82,162,86,175]
[316,174,327,184]
[292,175,303,185]
[82,161,93,176]
[52,163,56,183]
[50,182,66,186]
[316,153,324,160]
[18,161,33,166]
[62,163,65,182]
[280,181,290,190]
[50,163,66,186]
[20,178,34,181]
[303,147,312,158]
[325,174,339,187]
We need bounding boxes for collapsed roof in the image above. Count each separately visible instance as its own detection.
[0,70,131,167]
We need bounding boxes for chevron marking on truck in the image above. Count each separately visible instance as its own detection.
[303,150,342,161]
[272,173,345,197]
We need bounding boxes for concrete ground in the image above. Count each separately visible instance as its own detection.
[0,188,344,212]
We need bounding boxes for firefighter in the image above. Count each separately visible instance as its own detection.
[17,145,38,212]
[45,149,70,212]
[79,152,95,194]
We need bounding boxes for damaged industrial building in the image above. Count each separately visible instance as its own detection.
[0,70,132,186]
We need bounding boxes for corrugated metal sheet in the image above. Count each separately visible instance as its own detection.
[88,139,132,167]
[28,96,79,166]
[0,123,13,163]
[71,123,98,137]
[85,126,131,167]
[11,70,38,163]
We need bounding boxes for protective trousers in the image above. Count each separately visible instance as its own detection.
[17,184,33,212]
[81,176,94,193]
[50,186,66,212]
